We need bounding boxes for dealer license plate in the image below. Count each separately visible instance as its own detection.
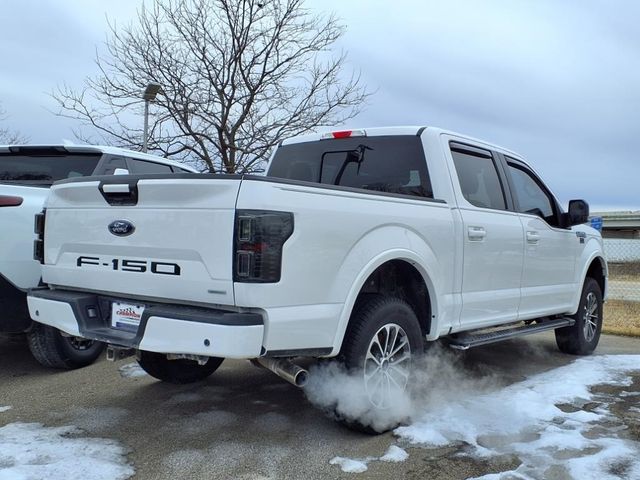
[111,301,145,332]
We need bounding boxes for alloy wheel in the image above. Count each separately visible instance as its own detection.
[363,323,412,409]
[582,291,599,342]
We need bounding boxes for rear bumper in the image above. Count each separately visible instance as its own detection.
[27,289,264,358]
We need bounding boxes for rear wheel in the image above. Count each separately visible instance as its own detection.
[27,323,105,369]
[137,351,224,384]
[555,277,603,355]
[334,295,424,434]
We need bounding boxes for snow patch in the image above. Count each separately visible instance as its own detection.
[0,407,11,413]
[0,422,133,480]
[118,362,148,379]
[330,445,408,473]
[380,445,408,462]
[620,390,640,398]
[329,456,370,473]
[395,354,640,480]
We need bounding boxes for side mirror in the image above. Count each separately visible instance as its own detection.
[114,168,130,176]
[566,199,589,227]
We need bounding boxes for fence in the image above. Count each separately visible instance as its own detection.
[603,238,640,335]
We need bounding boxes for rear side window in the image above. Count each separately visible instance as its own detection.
[0,153,101,186]
[451,146,506,210]
[98,156,128,175]
[127,159,173,174]
[268,135,433,198]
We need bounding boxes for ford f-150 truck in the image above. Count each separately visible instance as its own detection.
[27,127,606,430]
[0,145,196,368]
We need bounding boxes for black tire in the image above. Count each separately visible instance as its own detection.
[333,295,424,434]
[137,350,223,384]
[27,323,105,369]
[555,277,603,355]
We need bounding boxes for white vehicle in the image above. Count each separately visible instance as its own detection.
[0,145,196,368]
[27,128,606,430]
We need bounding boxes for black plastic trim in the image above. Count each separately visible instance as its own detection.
[98,179,140,206]
[449,141,493,158]
[264,347,333,358]
[28,288,263,349]
[244,175,447,204]
[141,304,262,326]
[54,173,242,186]
[416,126,428,136]
[492,152,516,212]
[5,146,69,155]
[52,172,446,204]
[449,318,575,349]
[0,274,31,332]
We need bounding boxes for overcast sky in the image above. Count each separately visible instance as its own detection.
[0,0,638,211]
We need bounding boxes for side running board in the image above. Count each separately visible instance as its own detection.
[448,318,576,350]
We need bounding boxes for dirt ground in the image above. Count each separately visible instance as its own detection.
[604,300,640,337]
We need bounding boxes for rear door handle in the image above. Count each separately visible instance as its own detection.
[468,226,486,241]
[526,231,540,244]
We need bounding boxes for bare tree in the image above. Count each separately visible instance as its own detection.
[0,103,28,144]
[52,0,369,173]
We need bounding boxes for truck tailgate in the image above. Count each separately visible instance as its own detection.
[41,175,241,306]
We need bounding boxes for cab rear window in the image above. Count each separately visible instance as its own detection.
[268,135,433,198]
[0,153,100,186]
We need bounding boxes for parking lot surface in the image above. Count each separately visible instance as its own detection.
[1,332,639,479]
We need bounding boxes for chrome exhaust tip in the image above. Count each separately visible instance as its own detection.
[254,357,309,388]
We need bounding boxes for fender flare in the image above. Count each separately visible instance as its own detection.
[328,248,439,356]
[570,242,608,314]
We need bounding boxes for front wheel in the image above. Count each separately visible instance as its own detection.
[27,323,105,369]
[334,295,424,433]
[555,277,603,355]
[137,351,224,384]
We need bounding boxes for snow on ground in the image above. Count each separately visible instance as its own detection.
[330,445,408,473]
[0,422,133,480]
[329,456,370,473]
[0,407,11,413]
[394,354,640,480]
[118,362,148,379]
[379,445,409,463]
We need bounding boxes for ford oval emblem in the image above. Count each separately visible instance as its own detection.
[108,220,135,237]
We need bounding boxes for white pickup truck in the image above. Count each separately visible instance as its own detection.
[0,145,196,368]
[27,127,606,429]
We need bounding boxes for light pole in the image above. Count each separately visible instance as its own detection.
[142,82,162,153]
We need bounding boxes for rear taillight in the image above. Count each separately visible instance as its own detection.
[234,210,293,283]
[34,210,46,263]
[0,195,23,207]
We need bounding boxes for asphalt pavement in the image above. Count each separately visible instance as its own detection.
[1,332,639,479]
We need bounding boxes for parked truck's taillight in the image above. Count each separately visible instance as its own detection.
[33,210,46,264]
[234,210,293,283]
[0,195,23,207]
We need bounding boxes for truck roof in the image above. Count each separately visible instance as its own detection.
[280,126,523,160]
[0,144,199,173]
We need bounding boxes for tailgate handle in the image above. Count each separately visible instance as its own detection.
[99,180,139,206]
[102,184,131,193]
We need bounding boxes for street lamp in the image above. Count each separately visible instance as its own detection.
[142,82,162,153]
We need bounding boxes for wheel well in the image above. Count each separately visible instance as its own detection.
[354,260,431,336]
[586,257,606,295]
